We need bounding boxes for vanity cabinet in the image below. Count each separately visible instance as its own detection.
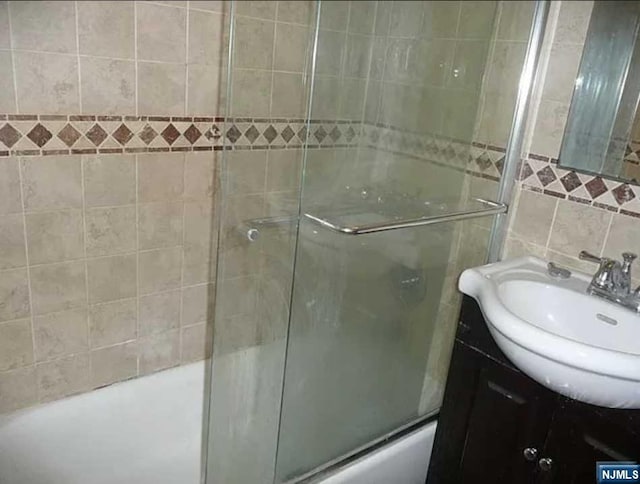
[426,296,640,484]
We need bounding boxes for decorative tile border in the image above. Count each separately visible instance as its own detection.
[0,114,362,156]
[518,154,640,217]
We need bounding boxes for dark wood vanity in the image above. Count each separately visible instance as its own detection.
[426,296,640,484]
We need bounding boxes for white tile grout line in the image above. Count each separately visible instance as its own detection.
[135,154,140,376]
[600,209,616,258]
[543,196,560,252]
[75,1,83,113]
[134,1,139,117]
[6,2,19,113]
[16,158,38,401]
[79,155,92,386]
[184,1,190,118]
[178,156,187,363]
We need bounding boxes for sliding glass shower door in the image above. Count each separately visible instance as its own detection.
[206,1,505,482]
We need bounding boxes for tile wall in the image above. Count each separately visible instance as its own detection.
[503,1,640,283]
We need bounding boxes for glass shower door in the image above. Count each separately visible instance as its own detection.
[274,0,500,480]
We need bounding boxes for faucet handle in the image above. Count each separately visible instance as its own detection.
[622,252,637,264]
[578,250,604,264]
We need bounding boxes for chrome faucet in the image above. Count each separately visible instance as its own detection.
[578,250,640,311]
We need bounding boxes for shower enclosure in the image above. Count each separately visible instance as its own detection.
[205,1,530,483]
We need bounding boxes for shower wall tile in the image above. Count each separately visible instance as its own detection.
[77,1,135,58]
[277,0,313,25]
[9,1,77,54]
[274,23,309,72]
[30,261,87,315]
[181,323,212,362]
[36,353,90,402]
[25,210,84,265]
[80,58,136,115]
[0,52,16,113]
[0,367,37,413]
[21,156,82,211]
[136,2,187,63]
[87,254,137,304]
[234,16,275,70]
[0,319,34,372]
[138,330,181,374]
[0,2,10,49]
[90,342,137,388]
[137,62,186,116]
[0,215,26,270]
[89,299,137,349]
[138,290,181,336]
[0,269,30,322]
[33,308,89,362]
[13,52,80,115]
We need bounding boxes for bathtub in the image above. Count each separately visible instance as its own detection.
[0,360,437,484]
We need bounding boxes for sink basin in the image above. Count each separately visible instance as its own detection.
[459,256,640,409]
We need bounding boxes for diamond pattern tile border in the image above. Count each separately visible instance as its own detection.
[0,114,362,156]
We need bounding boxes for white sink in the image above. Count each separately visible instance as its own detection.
[459,256,640,409]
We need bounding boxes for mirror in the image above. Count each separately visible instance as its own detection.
[559,1,640,183]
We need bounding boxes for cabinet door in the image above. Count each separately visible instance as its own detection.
[539,401,640,484]
[427,341,555,484]
[458,360,555,484]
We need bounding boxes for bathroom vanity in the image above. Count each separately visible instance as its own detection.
[426,295,640,484]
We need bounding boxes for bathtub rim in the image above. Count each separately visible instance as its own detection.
[284,411,439,484]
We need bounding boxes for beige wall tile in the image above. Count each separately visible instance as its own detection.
[0,51,16,112]
[33,308,88,362]
[80,58,136,114]
[450,40,490,90]
[184,152,216,200]
[36,353,90,402]
[339,78,366,119]
[457,1,497,39]
[30,261,86,315]
[231,69,271,117]
[542,43,583,104]
[190,1,226,12]
[217,275,257,318]
[349,1,376,34]
[0,367,37,413]
[0,214,26,270]
[83,155,136,208]
[78,1,135,58]
[277,1,313,25]
[90,342,137,388]
[87,254,137,304]
[234,17,274,70]
[236,1,276,20]
[137,62,186,115]
[603,213,640,259]
[183,244,215,285]
[184,200,215,248]
[530,100,570,159]
[0,268,30,322]
[226,150,267,195]
[274,23,309,72]
[511,190,557,246]
[318,1,348,31]
[25,210,84,265]
[271,72,306,118]
[555,1,593,45]
[138,290,180,336]
[0,319,33,371]
[392,2,428,37]
[14,52,79,114]
[138,247,182,295]
[138,330,180,374]
[182,283,213,326]
[9,1,76,54]
[137,2,186,63]
[138,153,184,202]
[0,159,22,215]
[187,63,225,116]
[548,200,611,256]
[188,9,226,65]
[21,156,82,211]
[86,206,136,257]
[316,34,345,76]
[486,42,527,97]
[0,1,9,48]
[267,150,301,193]
[497,1,535,42]
[181,323,211,362]
[138,201,183,250]
[89,298,137,348]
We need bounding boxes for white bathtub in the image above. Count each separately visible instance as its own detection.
[0,360,437,484]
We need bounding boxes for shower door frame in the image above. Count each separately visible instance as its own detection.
[203,1,551,483]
